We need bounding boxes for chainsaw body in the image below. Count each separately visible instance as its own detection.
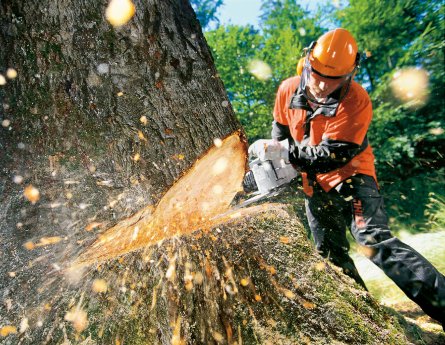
[249,157,297,194]
[239,139,298,207]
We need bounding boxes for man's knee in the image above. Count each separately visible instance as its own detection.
[352,225,393,247]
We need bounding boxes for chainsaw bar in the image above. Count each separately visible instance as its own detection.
[234,184,291,209]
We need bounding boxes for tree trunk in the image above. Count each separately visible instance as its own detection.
[1,1,412,344]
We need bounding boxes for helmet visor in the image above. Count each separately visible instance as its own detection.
[300,61,353,106]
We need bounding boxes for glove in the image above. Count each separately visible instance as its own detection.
[248,139,289,162]
[288,141,301,166]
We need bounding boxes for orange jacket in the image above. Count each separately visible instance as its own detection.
[273,76,377,196]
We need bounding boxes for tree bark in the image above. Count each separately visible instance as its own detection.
[0,0,241,341]
[1,1,412,344]
[0,0,240,297]
[1,0,240,204]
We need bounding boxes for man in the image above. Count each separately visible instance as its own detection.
[252,28,445,325]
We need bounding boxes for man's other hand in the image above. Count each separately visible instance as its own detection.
[248,139,289,162]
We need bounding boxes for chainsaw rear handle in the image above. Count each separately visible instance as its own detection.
[242,170,258,193]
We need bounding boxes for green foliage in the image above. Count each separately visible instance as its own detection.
[206,0,444,230]
[205,25,273,140]
[381,169,445,231]
[190,0,223,29]
[426,191,445,230]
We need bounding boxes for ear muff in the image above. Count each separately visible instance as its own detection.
[296,57,305,76]
[297,42,316,76]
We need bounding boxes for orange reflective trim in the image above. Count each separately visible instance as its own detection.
[301,172,314,197]
[353,198,366,228]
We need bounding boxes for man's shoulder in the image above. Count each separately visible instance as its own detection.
[279,75,300,92]
[347,81,371,102]
[339,80,372,115]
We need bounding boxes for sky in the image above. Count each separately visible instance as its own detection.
[218,0,320,27]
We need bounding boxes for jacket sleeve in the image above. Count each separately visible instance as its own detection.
[289,137,368,173]
[271,78,294,141]
[272,80,292,126]
[271,120,291,141]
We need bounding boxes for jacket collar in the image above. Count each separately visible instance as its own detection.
[289,86,340,117]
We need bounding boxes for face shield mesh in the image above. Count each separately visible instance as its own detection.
[300,61,354,106]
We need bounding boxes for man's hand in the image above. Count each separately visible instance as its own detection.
[248,139,289,162]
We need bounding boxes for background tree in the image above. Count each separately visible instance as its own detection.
[190,0,224,29]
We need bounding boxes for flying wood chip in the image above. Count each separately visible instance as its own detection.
[64,308,89,332]
[36,236,62,247]
[73,132,247,266]
[105,0,135,27]
[92,279,108,293]
[23,185,40,204]
[0,325,17,337]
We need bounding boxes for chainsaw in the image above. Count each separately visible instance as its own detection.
[239,139,298,208]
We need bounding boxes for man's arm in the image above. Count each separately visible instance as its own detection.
[271,120,291,141]
[289,137,368,173]
[271,77,300,141]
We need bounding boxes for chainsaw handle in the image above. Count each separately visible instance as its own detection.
[248,139,289,162]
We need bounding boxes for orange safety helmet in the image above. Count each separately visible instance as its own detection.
[296,28,361,106]
[309,28,359,77]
